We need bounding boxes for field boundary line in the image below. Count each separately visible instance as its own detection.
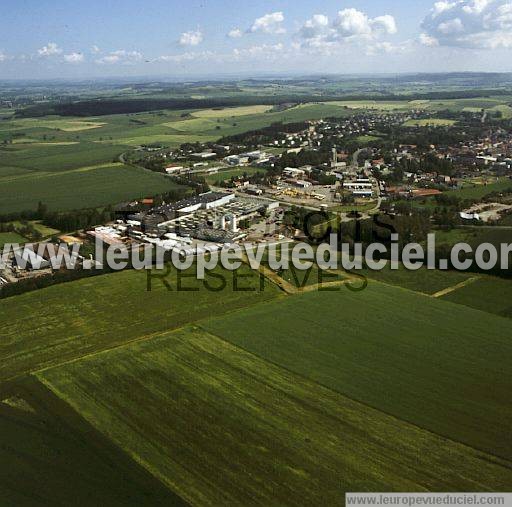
[31,329,180,377]
[21,295,286,381]
[200,325,512,468]
[431,276,480,298]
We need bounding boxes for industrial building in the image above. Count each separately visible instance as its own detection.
[134,192,236,232]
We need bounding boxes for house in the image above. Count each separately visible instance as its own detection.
[283,167,305,178]
[165,165,184,174]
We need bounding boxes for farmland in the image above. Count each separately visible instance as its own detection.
[403,118,456,127]
[203,282,512,460]
[0,162,183,213]
[2,94,512,214]
[38,327,512,506]
[0,378,184,506]
[355,262,475,294]
[2,85,512,503]
[0,142,127,171]
[441,276,512,317]
[191,105,273,118]
[0,264,280,381]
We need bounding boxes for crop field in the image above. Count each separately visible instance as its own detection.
[38,327,512,505]
[0,142,127,172]
[0,231,27,247]
[203,282,512,460]
[0,378,184,506]
[9,118,107,131]
[441,276,512,317]
[356,263,475,294]
[191,105,273,118]
[0,103,356,212]
[0,163,182,213]
[403,118,456,127]
[2,95,512,213]
[0,165,34,177]
[0,264,280,381]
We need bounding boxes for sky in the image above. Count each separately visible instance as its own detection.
[1,0,512,79]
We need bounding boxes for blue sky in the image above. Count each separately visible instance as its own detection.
[1,0,512,79]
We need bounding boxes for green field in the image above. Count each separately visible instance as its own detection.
[356,262,475,294]
[38,327,512,505]
[0,264,279,381]
[9,118,107,132]
[444,178,512,200]
[403,118,456,127]
[0,231,27,247]
[354,135,382,144]
[0,379,184,506]
[2,95,512,213]
[0,103,354,212]
[0,142,127,172]
[0,163,182,213]
[203,282,512,460]
[191,104,273,118]
[442,276,512,318]
[2,91,512,501]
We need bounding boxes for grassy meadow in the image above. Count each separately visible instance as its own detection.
[0,231,27,247]
[444,177,512,200]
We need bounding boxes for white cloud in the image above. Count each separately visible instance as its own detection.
[0,51,7,62]
[157,51,218,63]
[333,9,398,37]
[299,14,330,39]
[432,1,459,16]
[419,33,440,46]
[63,52,84,63]
[38,42,62,57]
[297,8,397,55]
[228,28,243,38]
[421,0,512,48]
[371,15,398,35]
[438,17,465,33]
[334,8,373,36]
[365,40,410,56]
[462,0,490,13]
[91,45,100,53]
[233,43,284,59]
[96,50,143,65]
[179,30,203,46]
[251,12,286,34]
